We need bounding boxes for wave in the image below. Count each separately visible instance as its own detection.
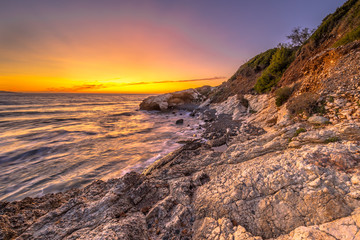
[16,129,97,141]
[0,101,20,105]
[109,112,134,117]
[0,110,85,118]
[0,117,83,130]
[0,146,53,164]
[0,93,202,202]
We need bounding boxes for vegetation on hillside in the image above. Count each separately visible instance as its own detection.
[334,25,360,47]
[216,0,360,102]
[310,0,359,46]
[228,48,277,82]
[286,92,324,117]
[254,47,296,93]
[275,86,293,106]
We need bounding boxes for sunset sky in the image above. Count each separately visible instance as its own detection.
[0,0,346,93]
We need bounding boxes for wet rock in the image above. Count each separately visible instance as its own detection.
[176,119,184,125]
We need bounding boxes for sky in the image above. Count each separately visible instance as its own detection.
[0,0,347,93]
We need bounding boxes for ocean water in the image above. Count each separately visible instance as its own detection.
[0,93,202,202]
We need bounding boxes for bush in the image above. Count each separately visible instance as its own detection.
[325,137,340,143]
[275,86,293,106]
[287,92,319,116]
[333,25,360,47]
[310,0,358,46]
[245,48,278,71]
[228,48,277,82]
[294,128,307,137]
[254,47,296,93]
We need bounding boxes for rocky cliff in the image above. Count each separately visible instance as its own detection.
[1,0,360,239]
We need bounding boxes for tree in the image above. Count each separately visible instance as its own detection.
[287,27,315,47]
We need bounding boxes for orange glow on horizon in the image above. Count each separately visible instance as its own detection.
[0,19,232,94]
[0,76,226,94]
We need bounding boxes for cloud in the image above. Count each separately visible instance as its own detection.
[47,83,111,92]
[46,76,225,92]
[119,76,226,86]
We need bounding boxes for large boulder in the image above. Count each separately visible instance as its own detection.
[140,88,205,111]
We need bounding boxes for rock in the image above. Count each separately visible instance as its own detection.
[195,85,213,96]
[198,98,211,108]
[210,95,247,120]
[339,123,360,141]
[139,88,204,111]
[308,115,329,124]
[289,128,338,147]
[175,119,184,125]
[206,135,228,147]
[244,94,270,113]
[276,208,360,240]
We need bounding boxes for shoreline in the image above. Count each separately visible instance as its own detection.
[2,89,360,239]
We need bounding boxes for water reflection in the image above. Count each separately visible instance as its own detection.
[0,93,203,201]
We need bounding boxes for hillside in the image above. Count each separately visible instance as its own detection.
[210,0,360,103]
[1,1,360,239]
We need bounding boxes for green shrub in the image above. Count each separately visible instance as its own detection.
[228,48,277,82]
[325,136,340,143]
[275,86,293,106]
[254,47,296,93]
[287,92,319,116]
[245,48,278,70]
[333,25,360,47]
[294,128,307,137]
[314,100,326,115]
[310,0,358,46]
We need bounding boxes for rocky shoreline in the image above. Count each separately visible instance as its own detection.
[2,86,360,239]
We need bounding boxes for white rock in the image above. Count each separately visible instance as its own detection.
[308,115,329,124]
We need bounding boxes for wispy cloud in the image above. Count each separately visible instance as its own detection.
[46,76,225,92]
[118,76,226,86]
[47,83,111,92]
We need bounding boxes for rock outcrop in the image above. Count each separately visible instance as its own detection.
[210,95,247,120]
[140,87,212,111]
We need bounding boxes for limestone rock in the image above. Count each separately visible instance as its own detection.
[339,123,360,141]
[276,208,360,240]
[244,94,270,113]
[210,95,247,120]
[139,88,204,111]
[308,115,329,124]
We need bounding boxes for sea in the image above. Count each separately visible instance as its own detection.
[0,93,203,202]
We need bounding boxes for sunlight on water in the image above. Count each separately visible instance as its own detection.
[0,93,203,201]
